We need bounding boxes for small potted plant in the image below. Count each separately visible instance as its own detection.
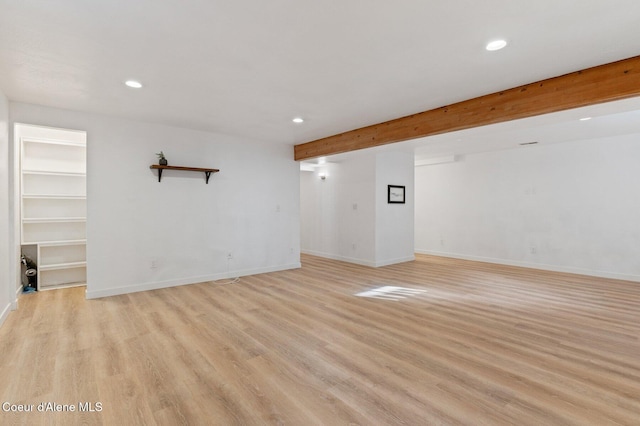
[156,151,168,166]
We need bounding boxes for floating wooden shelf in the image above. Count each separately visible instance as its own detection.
[150,165,220,184]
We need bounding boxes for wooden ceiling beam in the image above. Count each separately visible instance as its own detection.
[294,55,640,161]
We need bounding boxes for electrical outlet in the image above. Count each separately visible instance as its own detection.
[150,260,158,269]
[227,252,233,260]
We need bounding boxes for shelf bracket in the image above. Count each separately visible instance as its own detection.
[158,168,163,182]
[205,171,212,184]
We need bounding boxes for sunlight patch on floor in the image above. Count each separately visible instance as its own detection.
[355,286,427,301]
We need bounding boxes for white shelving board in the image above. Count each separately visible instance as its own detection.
[20,136,87,290]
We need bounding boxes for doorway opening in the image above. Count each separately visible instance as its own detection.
[14,124,87,293]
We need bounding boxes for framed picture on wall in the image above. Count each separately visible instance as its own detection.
[388,185,405,204]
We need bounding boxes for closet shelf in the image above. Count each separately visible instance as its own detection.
[39,261,87,271]
[23,138,86,147]
[23,194,86,199]
[22,169,86,177]
[23,217,86,224]
[150,165,220,184]
[38,239,87,247]
[39,282,86,291]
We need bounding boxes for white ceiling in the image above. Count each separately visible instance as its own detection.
[1,0,640,155]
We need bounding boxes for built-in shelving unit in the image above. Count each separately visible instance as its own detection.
[150,165,220,183]
[20,136,87,290]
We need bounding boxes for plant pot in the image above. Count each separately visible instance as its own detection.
[159,158,168,166]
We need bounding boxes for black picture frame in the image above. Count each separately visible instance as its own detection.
[388,185,405,204]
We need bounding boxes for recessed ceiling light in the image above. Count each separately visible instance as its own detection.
[125,80,143,88]
[579,117,592,121]
[292,117,304,124]
[486,40,507,51]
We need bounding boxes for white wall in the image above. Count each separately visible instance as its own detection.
[375,152,415,266]
[300,151,414,267]
[300,157,376,265]
[415,134,640,282]
[10,102,301,298]
[0,91,11,327]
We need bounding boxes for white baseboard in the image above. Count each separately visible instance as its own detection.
[415,249,640,283]
[85,262,302,299]
[301,249,377,267]
[301,250,415,268]
[375,255,415,267]
[11,284,23,310]
[0,302,11,328]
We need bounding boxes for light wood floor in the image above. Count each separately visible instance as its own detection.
[1,254,639,425]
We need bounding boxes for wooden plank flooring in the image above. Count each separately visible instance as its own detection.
[1,254,639,425]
